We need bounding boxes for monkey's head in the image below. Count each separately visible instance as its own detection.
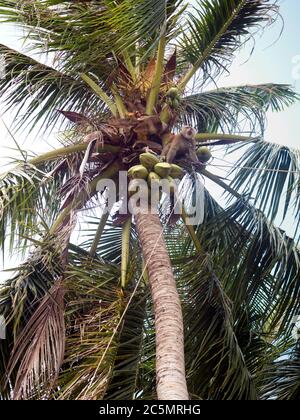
[182,126,197,140]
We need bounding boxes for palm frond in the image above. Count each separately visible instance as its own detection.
[79,217,138,264]
[7,280,65,400]
[0,162,63,255]
[0,1,183,70]
[0,44,107,132]
[180,255,257,400]
[57,255,123,400]
[178,0,279,86]
[202,197,300,336]
[104,288,148,400]
[229,141,300,238]
[182,84,298,134]
[261,342,300,400]
[0,238,64,398]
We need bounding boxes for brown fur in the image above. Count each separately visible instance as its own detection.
[133,115,168,143]
[161,126,198,163]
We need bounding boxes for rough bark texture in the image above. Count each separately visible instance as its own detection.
[135,210,189,400]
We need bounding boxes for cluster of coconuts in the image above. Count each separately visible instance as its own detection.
[165,87,181,109]
[127,145,212,200]
[127,153,185,199]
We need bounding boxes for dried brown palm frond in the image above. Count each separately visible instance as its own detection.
[7,279,65,400]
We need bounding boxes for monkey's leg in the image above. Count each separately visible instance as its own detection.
[160,143,171,162]
[189,149,199,163]
[166,145,177,163]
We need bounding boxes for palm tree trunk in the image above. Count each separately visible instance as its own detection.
[135,210,189,400]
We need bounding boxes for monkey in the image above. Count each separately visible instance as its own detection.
[161,126,198,163]
[133,115,168,143]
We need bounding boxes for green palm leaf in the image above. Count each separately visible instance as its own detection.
[58,256,123,400]
[0,1,183,70]
[104,288,148,400]
[261,342,300,400]
[0,44,106,132]
[176,255,257,400]
[0,238,63,398]
[178,0,279,86]
[229,142,300,237]
[183,84,299,133]
[202,197,300,335]
[0,162,61,254]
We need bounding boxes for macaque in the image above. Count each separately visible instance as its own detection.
[133,115,168,142]
[161,126,198,163]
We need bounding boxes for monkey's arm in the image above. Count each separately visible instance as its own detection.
[161,141,172,161]
[189,148,199,162]
[166,144,178,163]
[188,139,199,162]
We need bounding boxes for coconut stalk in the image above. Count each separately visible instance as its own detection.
[28,144,120,167]
[89,209,112,258]
[146,33,167,115]
[81,73,118,117]
[50,162,121,235]
[111,84,128,118]
[181,207,202,253]
[195,133,257,143]
[202,169,241,199]
[122,50,136,81]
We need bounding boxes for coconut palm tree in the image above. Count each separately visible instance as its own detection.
[0,0,299,400]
